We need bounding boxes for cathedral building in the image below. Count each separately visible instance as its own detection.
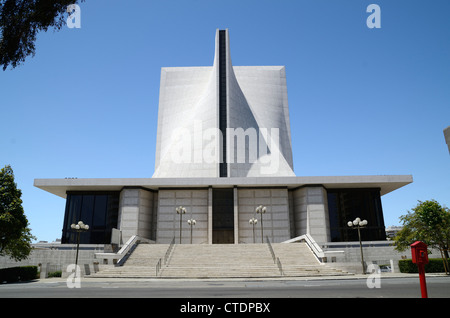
[34,29,412,246]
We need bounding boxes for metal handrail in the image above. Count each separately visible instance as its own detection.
[156,258,161,276]
[276,257,283,276]
[164,237,176,265]
[156,237,176,276]
[266,237,276,263]
[266,236,283,276]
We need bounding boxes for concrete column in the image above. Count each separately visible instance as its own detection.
[234,186,239,244]
[137,189,155,240]
[118,188,140,243]
[118,188,155,243]
[208,187,213,244]
[306,187,330,243]
[291,186,330,244]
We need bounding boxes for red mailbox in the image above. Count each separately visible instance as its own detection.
[411,241,429,265]
[410,241,429,298]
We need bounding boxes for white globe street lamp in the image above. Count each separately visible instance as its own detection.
[187,219,196,244]
[256,205,267,243]
[249,218,258,243]
[176,206,186,243]
[347,217,368,274]
[70,221,89,278]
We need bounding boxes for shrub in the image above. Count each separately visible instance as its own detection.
[47,270,62,278]
[0,266,38,283]
[399,258,449,273]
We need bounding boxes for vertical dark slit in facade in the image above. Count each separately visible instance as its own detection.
[219,30,227,177]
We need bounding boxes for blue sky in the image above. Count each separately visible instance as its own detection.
[1,0,449,242]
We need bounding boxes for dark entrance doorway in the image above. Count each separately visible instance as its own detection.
[212,188,234,244]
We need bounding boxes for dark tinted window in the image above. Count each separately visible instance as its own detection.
[327,188,386,242]
[212,188,234,243]
[219,30,227,177]
[62,192,119,244]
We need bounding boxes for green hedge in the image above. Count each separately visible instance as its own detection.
[47,270,62,278]
[0,266,38,283]
[399,258,449,273]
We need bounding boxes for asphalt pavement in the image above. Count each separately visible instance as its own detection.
[1,272,449,298]
[1,273,449,315]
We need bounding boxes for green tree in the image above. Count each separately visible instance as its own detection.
[0,165,35,261]
[0,0,84,70]
[394,200,450,274]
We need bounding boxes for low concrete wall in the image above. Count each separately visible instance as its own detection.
[320,241,442,274]
[0,243,104,278]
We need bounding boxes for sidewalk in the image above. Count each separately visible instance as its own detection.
[37,271,449,283]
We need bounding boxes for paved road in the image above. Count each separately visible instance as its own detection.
[1,274,449,299]
[1,275,448,315]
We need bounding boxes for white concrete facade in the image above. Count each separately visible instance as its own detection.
[118,186,303,244]
[157,189,209,244]
[115,187,291,245]
[35,174,413,245]
[237,188,290,244]
[35,175,412,245]
[153,29,295,178]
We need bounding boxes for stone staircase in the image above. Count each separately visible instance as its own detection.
[161,244,280,278]
[90,244,170,278]
[89,242,348,278]
[272,243,347,276]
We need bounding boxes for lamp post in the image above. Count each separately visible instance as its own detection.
[249,218,258,243]
[187,219,196,244]
[70,221,89,278]
[347,217,368,274]
[176,206,186,243]
[256,205,267,243]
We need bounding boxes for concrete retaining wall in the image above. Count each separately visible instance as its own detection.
[0,243,104,278]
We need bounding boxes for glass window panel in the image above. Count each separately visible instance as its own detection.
[327,188,385,242]
[68,194,82,225]
[80,195,94,226]
[62,194,82,243]
[61,191,119,244]
[93,195,107,228]
[106,193,119,229]
[212,189,234,244]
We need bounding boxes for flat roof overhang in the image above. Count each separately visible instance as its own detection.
[34,175,413,199]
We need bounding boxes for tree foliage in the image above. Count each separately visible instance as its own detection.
[0,165,35,261]
[0,0,84,70]
[394,200,450,274]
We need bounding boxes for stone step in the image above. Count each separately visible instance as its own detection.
[167,245,274,265]
[89,242,348,278]
[272,243,321,265]
[123,244,170,266]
